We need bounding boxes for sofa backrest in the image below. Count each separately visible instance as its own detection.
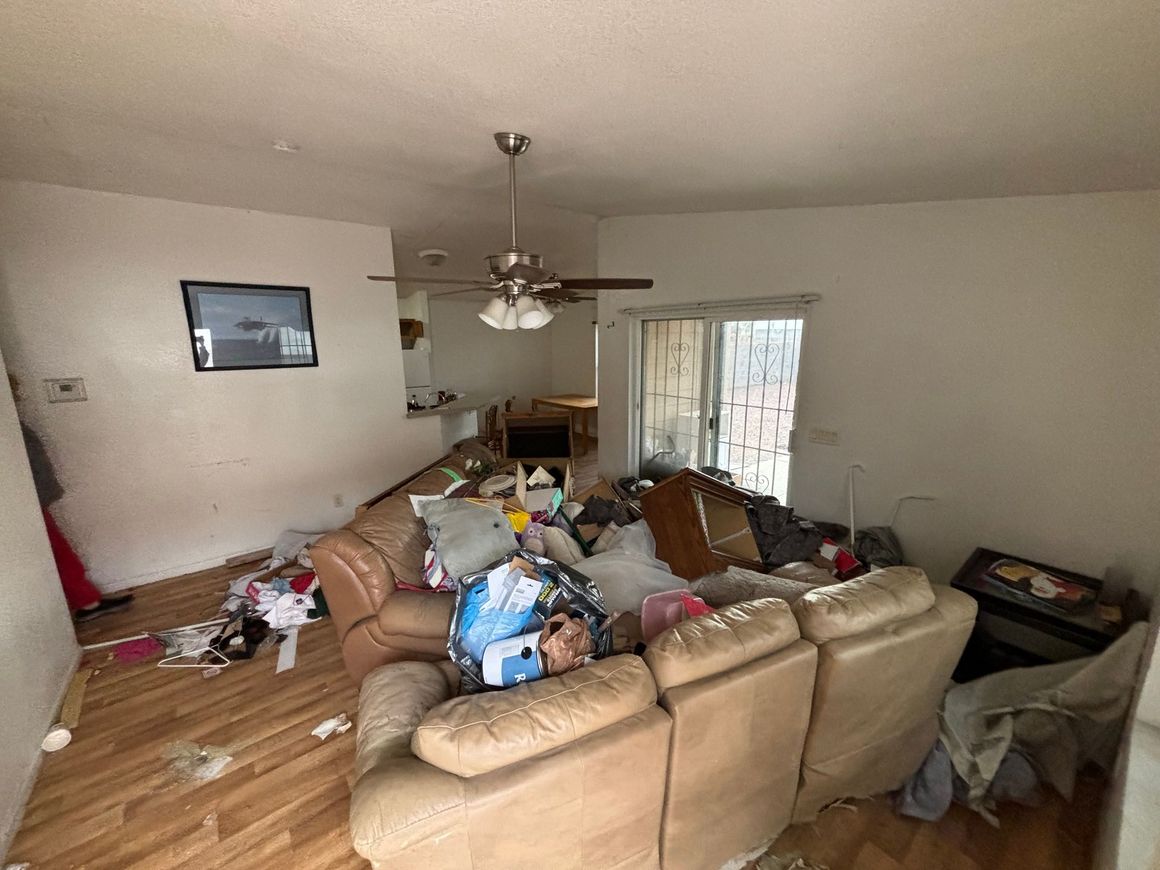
[346,457,469,588]
[380,655,671,870]
[789,568,978,821]
[413,655,657,777]
[643,600,818,870]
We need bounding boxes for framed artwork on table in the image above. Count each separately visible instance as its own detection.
[180,281,318,371]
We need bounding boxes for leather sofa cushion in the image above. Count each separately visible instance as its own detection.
[348,459,469,587]
[412,655,657,777]
[792,566,936,643]
[644,598,801,692]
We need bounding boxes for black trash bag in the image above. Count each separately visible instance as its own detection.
[745,496,825,568]
[575,495,631,527]
[448,549,613,694]
[812,520,850,543]
[854,525,905,568]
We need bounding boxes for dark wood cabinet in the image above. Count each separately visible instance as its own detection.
[640,468,764,580]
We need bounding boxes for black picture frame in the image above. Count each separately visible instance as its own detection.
[180,281,318,371]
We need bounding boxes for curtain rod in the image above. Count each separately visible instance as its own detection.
[618,293,820,316]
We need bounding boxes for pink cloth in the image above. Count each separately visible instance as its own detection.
[114,637,164,663]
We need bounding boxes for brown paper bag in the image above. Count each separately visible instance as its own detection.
[539,614,594,676]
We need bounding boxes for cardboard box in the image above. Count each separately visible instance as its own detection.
[497,458,575,518]
[503,413,574,459]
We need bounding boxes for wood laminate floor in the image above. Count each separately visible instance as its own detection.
[762,773,1104,870]
[9,560,370,870]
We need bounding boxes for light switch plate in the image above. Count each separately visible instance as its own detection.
[808,427,840,446]
[45,378,87,403]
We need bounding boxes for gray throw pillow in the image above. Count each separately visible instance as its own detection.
[419,499,518,580]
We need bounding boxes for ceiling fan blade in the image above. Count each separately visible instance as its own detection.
[367,275,485,285]
[556,278,654,290]
[530,286,576,301]
[529,292,595,303]
[504,262,551,284]
[431,286,498,297]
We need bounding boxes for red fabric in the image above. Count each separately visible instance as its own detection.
[42,508,101,610]
[289,572,316,594]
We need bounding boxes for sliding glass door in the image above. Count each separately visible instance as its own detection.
[638,310,806,503]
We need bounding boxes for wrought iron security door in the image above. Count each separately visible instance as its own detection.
[639,319,707,477]
[708,317,804,503]
[638,311,805,502]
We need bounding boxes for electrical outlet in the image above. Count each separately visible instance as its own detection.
[333,494,345,508]
[808,427,840,446]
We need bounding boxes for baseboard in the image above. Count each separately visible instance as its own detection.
[0,645,81,860]
[225,547,274,567]
[96,547,269,592]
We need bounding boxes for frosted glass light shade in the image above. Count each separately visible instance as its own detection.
[515,295,546,329]
[530,299,554,329]
[478,296,508,328]
[501,304,518,330]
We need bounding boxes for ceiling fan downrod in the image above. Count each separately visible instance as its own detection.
[494,132,531,251]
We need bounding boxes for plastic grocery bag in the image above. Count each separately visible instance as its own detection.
[449,549,613,693]
[459,564,543,661]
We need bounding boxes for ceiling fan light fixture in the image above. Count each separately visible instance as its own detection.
[532,299,554,328]
[515,294,545,329]
[478,295,508,328]
[501,302,518,330]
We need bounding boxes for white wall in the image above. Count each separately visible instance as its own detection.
[0,180,443,589]
[1097,622,1160,869]
[548,299,599,439]
[598,191,1160,594]
[427,296,556,412]
[0,340,78,855]
[549,300,598,396]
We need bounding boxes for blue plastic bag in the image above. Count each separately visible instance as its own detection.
[459,582,538,662]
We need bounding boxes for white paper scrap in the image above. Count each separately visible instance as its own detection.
[276,626,299,674]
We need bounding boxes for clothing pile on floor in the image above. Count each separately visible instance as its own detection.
[221,530,328,630]
[898,622,1148,824]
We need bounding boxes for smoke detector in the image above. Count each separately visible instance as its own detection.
[417,248,449,267]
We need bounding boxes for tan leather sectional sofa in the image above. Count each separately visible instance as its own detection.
[346,569,977,870]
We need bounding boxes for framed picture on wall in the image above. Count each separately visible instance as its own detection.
[180,281,318,371]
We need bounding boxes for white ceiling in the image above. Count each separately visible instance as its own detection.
[2,0,1157,283]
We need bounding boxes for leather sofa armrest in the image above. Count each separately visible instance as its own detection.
[351,661,468,865]
[310,529,396,643]
[350,758,466,864]
[355,661,457,778]
[931,584,978,625]
[377,590,457,640]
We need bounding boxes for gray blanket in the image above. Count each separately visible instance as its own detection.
[939,622,1148,821]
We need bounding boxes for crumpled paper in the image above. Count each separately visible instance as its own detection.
[311,713,352,740]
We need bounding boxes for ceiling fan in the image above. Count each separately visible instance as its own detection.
[368,132,653,330]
